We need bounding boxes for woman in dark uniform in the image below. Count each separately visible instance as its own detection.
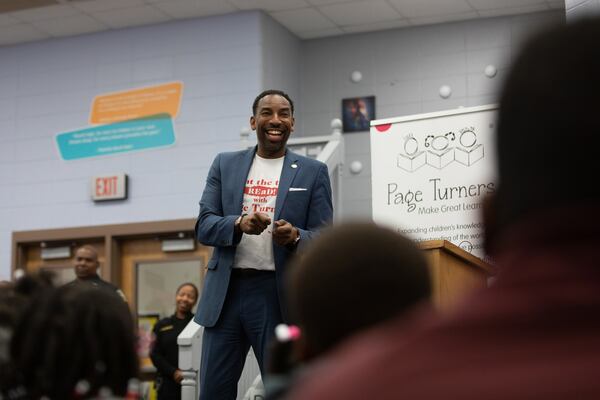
[151,282,199,400]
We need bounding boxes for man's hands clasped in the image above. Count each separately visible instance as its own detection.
[237,212,299,247]
[238,212,271,235]
[272,219,299,247]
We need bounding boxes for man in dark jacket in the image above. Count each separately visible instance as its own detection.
[67,245,126,301]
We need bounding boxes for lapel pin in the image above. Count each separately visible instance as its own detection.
[291,163,297,169]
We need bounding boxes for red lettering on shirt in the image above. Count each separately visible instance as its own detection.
[244,185,278,197]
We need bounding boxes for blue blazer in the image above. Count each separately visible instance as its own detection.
[194,147,333,327]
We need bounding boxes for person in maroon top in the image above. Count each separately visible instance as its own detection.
[288,18,600,400]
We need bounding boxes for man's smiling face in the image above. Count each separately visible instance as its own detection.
[251,94,294,159]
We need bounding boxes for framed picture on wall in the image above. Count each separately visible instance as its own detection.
[138,314,160,372]
[342,96,376,133]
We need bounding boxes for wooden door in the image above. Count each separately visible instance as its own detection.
[118,236,211,375]
[118,236,210,313]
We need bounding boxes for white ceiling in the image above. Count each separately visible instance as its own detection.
[0,0,565,47]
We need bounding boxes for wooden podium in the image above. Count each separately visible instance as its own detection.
[418,240,493,311]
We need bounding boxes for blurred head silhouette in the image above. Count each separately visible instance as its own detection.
[11,284,138,398]
[487,17,600,250]
[287,222,430,360]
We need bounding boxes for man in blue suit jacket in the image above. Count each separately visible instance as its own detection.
[194,89,333,399]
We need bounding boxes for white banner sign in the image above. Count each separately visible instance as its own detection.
[370,105,497,260]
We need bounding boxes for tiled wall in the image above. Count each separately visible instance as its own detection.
[0,11,265,278]
[297,11,564,218]
[260,13,302,111]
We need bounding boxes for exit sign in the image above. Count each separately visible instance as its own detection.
[92,173,128,201]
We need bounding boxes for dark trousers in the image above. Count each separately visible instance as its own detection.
[199,270,282,400]
[157,377,180,400]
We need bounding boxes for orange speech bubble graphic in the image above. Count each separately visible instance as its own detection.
[90,82,183,124]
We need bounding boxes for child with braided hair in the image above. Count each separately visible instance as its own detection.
[0,271,55,398]
[9,284,139,399]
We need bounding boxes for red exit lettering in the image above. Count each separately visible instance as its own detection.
[95,176,118,197]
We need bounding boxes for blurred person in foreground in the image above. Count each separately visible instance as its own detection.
[288,18,600,400]
[9,284,139,399]
[151,282,199,400]
[265,222,431,399]
[0,272,54,397]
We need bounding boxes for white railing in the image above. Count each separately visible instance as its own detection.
[178,321,263,400]
[179,119,345,400]
[177,320,203,400]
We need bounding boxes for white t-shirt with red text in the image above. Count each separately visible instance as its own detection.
[233,154,284,271]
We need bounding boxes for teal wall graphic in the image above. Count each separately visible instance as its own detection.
[56,115,175,160]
